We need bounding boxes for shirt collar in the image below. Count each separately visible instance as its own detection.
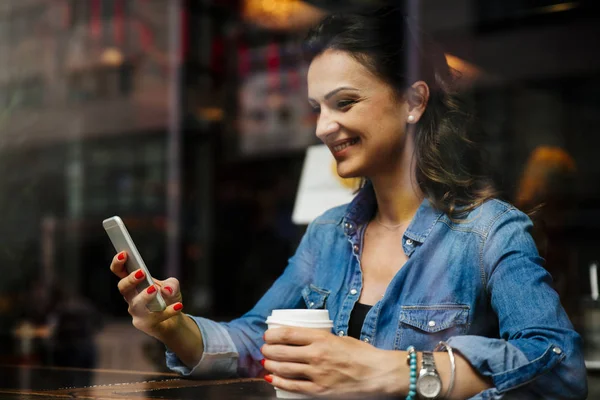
[342,181,443,244]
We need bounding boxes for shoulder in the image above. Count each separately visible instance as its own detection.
[301,204,348,246]
[440,198,532,238]
[298,204,350,259]
[311,203,348,226]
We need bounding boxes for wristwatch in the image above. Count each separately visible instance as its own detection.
[416,351,442,399]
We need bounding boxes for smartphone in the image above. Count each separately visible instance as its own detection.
[103,216,166,312]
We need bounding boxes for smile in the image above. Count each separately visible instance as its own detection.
[332,138,360,153]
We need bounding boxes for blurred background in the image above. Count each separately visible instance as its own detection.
[1,0,600,391]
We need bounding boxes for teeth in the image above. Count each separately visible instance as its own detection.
[333,138,358,153]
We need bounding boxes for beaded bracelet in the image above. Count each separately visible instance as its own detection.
[406,346,417,400]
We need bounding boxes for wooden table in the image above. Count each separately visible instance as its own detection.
[6,364,598,399]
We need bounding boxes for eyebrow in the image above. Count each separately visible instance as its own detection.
[309,86,359,102]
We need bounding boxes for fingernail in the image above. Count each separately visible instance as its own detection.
[117,252,125,261]
[164,286,173,295]
[260,359,266,367]
[135,270,144,280]
[264,375,273,383]
[174,303,183,311]
[147,285,156,294]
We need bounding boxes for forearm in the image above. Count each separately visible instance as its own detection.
[433,351,492,399]
[158,314,204,369]
[380,350,492,399]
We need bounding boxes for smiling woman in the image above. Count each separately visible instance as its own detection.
[304,9,496,218]
[108,6,587,400]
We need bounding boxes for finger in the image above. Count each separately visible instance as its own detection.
[118,269,147,303]
[110,252,128,279]
[263,359,312,380]
[128,284,160,316]
[265,327,324,346]
[155,277,182,304]
[160,302,184,321]
[265,375,323,397]
[147,301,184,323]
[131,302,184,332]
[261,344,311,363]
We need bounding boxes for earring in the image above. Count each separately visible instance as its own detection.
[407,115,415,123]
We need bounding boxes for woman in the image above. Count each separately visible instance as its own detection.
[110,8,587,399]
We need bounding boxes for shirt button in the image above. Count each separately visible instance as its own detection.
[338,330,345,337]
[428,320,436,327]
[406,239,414,246]
[309,302,314,307]
[353,245,359,253]
[350,289,358,295]
[363,337,370,343]
[553,347,562,355]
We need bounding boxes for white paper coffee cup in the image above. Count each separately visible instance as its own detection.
[266,309,333,399]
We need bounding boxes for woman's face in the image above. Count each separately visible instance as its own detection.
[307,49,410,179]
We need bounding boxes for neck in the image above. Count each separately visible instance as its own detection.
[369,134,423,225]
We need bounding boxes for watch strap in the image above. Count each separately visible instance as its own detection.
[421,351,436,371]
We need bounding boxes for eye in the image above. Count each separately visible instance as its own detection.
[310,105,321,114]
[336,100,356,109]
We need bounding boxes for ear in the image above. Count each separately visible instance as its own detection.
[405,81,430,124]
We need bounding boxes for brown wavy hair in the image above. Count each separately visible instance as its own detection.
[304,7,497,218]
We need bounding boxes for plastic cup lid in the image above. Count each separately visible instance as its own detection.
[269,309,330,322]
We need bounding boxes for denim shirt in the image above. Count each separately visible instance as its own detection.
[166,183,587,399]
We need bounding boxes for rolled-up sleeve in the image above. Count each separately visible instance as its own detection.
[165,219,320,378]
[448,209,587,399]
[166,315,238,377]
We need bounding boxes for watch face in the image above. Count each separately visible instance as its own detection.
[416,373,442,398]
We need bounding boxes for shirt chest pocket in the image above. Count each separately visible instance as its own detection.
[395,305,469,351]
[301,284,330,309]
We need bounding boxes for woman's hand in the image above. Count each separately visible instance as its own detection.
[109,251,185,341]
[261,327,402,397]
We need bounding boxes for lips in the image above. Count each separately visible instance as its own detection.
[330,138,360,153]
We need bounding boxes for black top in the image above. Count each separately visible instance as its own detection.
[348,302,373,339]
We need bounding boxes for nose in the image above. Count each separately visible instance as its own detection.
[315,113,340,142]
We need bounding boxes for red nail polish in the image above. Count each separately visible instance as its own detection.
[260,359,266,367]
[117,252,125,261]
[264,375,273,383]
[147,285,156,294]
[135,270,144,280]
[164,286,173,295]
[174,303,183,311]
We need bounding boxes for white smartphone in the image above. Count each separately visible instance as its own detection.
[103,216,167,312]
